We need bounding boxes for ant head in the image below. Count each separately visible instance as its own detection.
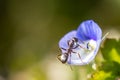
[68,37,78,46]
[72,37,78,42]
[57,54,68,63]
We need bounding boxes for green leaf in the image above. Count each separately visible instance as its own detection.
[89,71,112,80]
[101,39,120,63]
[89,38,120,80]
[100,61,120,77]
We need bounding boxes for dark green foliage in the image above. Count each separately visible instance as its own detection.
[101,39,120,62]
[89,39,120,80]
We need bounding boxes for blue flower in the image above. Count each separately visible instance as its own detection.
[58,20,107,65]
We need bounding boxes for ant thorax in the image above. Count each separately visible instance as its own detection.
[68,37,78,48]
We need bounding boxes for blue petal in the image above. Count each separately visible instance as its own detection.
[76,20,102,41]
[59,30,77,51]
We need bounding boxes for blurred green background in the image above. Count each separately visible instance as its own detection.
[0,0,120,80]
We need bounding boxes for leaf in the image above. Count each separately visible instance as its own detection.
[100,61,120,77]
[89,38,120,80]
[89,71,112,80]
[101,38,120,63]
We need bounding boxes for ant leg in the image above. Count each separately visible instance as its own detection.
[77,44,88,51]
[60,47,66,51]
[77,44,86,49]
[57,54,61,61]
[69,65,73,71]
[77,53,85,64]
[67,40,70,46]
[72,44,79,49]
[70,53,72,64]
[71,49,77,54]
[72,51,85,64]
[71,51,85,64]
[72,43,85,50]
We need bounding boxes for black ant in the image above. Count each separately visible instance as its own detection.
[57,37,84,64]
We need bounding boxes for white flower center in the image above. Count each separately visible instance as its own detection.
[87,39,97,52]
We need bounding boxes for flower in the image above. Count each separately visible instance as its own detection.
[69,20,102,65]
[58,20,106,65]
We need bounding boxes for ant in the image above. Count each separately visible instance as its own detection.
[57,37,84,64]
